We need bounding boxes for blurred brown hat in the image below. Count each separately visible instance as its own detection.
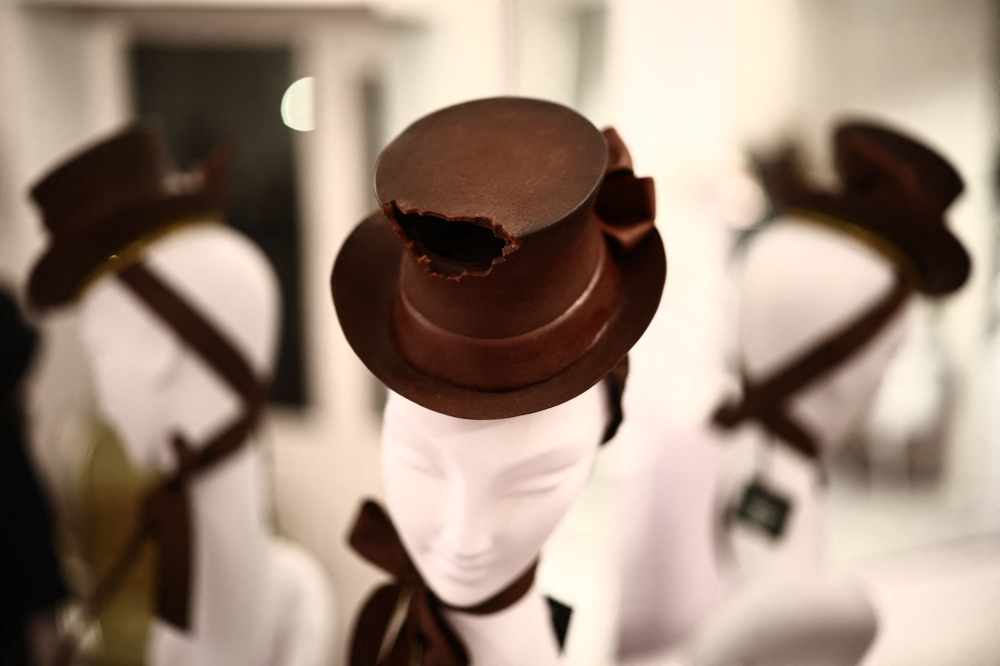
[27,123,229,308]
[757,120,969,295]
[332,97,666,419]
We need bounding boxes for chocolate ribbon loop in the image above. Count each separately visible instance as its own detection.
[349,501,469,666]
[349,501,546,666]
[594,128,656,251]
[712,278,911,460]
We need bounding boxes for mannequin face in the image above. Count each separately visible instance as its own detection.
[382,384,607,607]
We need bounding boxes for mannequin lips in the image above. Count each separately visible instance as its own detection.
[429,550,495,583]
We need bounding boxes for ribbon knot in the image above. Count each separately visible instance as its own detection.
[349,501,552,666]
[349,501,469,666]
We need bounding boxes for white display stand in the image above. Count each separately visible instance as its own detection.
[77,222,333,666]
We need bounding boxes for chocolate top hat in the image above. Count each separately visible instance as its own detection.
[333,97,666,419]
[757,120,969,295]
[27,123,229,308]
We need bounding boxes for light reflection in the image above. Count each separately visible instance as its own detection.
[281,76,315,132]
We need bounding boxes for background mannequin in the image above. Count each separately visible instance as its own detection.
[721,215,909,580]
[679,215,910,666]
[380,382,609,666]
[77,222,332,666]
[618,216,906,666]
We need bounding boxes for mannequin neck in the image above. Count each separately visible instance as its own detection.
[443,586,560,666]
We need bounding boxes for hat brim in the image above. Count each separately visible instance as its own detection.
[333,211,666,420]
[28,188,226,308]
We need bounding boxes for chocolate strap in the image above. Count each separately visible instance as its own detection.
[601,355,629,445]
[118,262,265,405]
[348,500,543,666]
[713,278,911,459]
[81,261,267,634]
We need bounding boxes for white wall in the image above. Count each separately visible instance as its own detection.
[0,0,131,518]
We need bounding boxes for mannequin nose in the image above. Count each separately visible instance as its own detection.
[441,483,495,561]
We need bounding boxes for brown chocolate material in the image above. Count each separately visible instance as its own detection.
[27,123,230,309]
[332,98,666,419]
[376,98,608,243]
[757,121,969,295]
[713,279,911,459]
[392,232,621,391]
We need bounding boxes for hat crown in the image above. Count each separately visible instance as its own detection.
[835,122,964,221]
[757,120,970,295]
[375,97,608,241]
[31,125,173,236]
[376,98,611,341]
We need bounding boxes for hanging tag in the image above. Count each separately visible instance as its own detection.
[734,479,792,539]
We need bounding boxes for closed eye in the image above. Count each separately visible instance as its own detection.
[503,470,570,496]
[394,446,446,478]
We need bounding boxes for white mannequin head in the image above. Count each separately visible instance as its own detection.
[381,383,607,607]
[738,215,911,454]
[77,222,280,473]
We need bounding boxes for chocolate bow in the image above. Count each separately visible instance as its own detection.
[594,128,656,251]
[349,501,541,666]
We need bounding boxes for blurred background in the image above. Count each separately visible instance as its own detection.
[0,0,998,664]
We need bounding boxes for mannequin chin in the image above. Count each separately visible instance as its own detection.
[382,383,607,607]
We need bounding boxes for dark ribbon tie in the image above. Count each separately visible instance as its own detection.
[349,501,542,666]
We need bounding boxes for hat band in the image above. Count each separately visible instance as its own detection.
[391,243,622,391]
[786,208,922,288]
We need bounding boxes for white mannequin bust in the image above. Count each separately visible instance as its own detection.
[77,222,332,666]
[681,572,877,666]
[723,215,910,579]
[690,215,911,666]
[381,382,609,666]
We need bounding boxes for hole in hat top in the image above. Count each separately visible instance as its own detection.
[392,206,508,278]
[375,97,608,243]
